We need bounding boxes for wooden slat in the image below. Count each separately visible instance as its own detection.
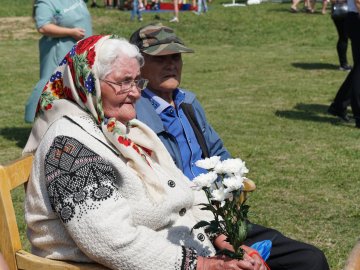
[5,155,33,190]
[0,165,22,270]
[16,251,108,270]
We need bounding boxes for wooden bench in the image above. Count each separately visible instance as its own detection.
[0,155,257,270]
[0,155,108,270]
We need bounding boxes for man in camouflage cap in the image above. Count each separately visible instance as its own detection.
[130,23,193,56]
[131,23,330,270]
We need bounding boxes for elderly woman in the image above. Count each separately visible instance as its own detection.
[23,35,262,270]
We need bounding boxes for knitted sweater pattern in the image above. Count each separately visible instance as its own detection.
[25,115,216,270]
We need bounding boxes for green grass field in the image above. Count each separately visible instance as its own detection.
[1,1,359,269]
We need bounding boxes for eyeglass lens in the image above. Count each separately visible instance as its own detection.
[123,79,148,91]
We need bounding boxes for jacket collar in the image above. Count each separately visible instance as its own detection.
[136,96,165,134]
[135,88,197,134]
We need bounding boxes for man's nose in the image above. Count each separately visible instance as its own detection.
[164,55,177,66]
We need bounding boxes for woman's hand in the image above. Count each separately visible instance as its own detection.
[213,235,268,270]
[70,27,86,41]
[197,255,255,270]
[213,234,235,251]
[38,24,86,41]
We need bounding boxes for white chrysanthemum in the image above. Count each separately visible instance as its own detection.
[209,180,223,192]
[195,156,221,170]
[210,187,232,206]
[192,171,218,189]
[215,158,249,176]
[223,175,244,192]
[210,187,227,202]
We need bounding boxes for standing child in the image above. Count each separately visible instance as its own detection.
[131,0,143,21]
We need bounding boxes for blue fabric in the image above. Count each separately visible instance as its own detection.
[250,240,272,261]
[141,89,207,179]
[136,88,231,178]
[25,0,92,123]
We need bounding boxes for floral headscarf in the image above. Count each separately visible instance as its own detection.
[36,34,104,123]
[23,35,180,202]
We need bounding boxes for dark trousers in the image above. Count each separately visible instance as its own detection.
[332,63,360,120]
[331,12,360,121]
[244,224,330,270]
[332,15,349,66]
[347,13,360,65]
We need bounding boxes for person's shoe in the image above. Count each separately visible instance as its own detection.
[339,64,352,71]
[169,17,179,22]
[91,2,99,7]
[328,104,350,122]
[138,17,143,21]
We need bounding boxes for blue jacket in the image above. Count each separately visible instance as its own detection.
[136,89,231,171]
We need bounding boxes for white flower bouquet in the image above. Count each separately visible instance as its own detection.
[192,156,253,259]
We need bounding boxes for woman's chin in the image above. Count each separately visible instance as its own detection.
[117,109,136,123]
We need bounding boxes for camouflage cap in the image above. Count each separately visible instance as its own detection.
[129,23,194,56]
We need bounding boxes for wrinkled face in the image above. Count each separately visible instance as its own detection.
[100,57,141,124]
[141,53,183,95]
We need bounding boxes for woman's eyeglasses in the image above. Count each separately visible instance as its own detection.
[100,78,149,93]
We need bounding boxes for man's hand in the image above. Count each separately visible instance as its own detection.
[242,245,269,270]
[197,255,255,270]
[213,235,268,270]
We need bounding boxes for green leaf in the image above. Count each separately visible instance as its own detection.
[237,220,247,243]
[191,220,211,233]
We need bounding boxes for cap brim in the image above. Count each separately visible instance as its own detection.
[142,42,194,56]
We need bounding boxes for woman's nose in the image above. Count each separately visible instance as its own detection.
[128,85,141,99]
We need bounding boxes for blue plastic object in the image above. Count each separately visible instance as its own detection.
[250,240,272,261]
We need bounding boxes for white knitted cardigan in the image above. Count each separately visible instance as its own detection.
[25,115,216,270]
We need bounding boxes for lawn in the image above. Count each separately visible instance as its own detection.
[0,1,359,269]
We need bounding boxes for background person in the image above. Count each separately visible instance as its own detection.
[307,0,328,13]
[23,35,262,270]
[91,0,100,7]
[328,0,360,127]
[130,0,143,21]
[24,0,92,123]
[290,0,310,12]
[130,22,330,270]
[170,0,180,22]
[331,0,352,71]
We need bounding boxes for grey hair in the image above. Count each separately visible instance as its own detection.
[95,37,144,79]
